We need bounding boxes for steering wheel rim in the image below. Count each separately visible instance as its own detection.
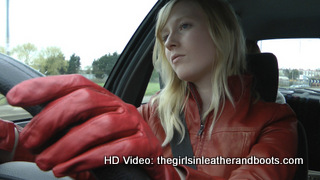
[0,53,45,116]
[0,53,151,180]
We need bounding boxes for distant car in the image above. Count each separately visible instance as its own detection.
[290,85,310,89]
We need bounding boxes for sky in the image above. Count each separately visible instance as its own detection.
[259,39,320,70]
[1,0,320,70]
[0,0,157,68]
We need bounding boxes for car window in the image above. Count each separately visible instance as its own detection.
[258,38,320,98]
[0,0,157,121]
[0,93,32,121]
[142,70,161,103]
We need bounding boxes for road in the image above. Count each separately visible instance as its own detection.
[0,105,32,121]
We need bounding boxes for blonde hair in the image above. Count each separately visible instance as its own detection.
[152,0,246,146]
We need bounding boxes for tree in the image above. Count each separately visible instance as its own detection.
[67,54,81,74]
[11,43,37,65]
[283,69,300,80]
[92,52,119,79]
[33,47,68,75]
[84,66,92,74]
[0,46,5,54]
[92,59,106,79]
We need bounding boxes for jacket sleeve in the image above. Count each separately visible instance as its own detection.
[228,104,298,180]
[137,99,157,123]
[137,103,151,122]
[0,119,36,162]
[178,104,298,180]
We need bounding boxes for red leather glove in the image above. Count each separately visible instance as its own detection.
[0,119,35,163]
[7,74,180,179]
[0,119,16,152]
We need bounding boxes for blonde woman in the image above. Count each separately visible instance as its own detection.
[2,0,297,179]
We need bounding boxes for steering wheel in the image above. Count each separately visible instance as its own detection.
[0,53,150,180]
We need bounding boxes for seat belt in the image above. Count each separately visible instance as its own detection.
[170,113,197,169]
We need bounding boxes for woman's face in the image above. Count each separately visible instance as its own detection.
[161,1,216,84]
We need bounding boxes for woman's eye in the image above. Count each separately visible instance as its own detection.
[162,35,168,42]
[179,23,191,30]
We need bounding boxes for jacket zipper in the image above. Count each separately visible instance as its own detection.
[189,85,205,136]
[198,123,205,136]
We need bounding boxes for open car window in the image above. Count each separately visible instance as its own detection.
[258,38,320,99]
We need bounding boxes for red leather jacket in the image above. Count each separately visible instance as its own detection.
[138,75,298,180]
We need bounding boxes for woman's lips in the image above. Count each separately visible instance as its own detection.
[171,54,184,64]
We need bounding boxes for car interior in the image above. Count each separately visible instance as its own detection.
[0,0,320,179]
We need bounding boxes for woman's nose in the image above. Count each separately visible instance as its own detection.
[165,33,179,50]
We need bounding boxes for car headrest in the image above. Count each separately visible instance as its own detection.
[246,53,279,102]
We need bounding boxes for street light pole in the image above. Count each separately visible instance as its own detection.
[6,0,10,55]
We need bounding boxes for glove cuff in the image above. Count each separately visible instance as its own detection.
[0,120,16,152]
[13,132,36,162]
[0,119,35,162]
[0,121,19,163]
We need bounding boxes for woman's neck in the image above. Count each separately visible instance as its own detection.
[193,81,213,117]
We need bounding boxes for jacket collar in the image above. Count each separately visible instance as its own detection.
[186,75,253,113]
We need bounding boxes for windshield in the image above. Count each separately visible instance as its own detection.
[1,0,157,76]
[0,0,157,121]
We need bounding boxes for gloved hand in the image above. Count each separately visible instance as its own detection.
[0,119,16,152]
[7,74,180,179]
[0,119,36,163]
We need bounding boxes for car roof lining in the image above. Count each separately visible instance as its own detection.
[228,0,320,40]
